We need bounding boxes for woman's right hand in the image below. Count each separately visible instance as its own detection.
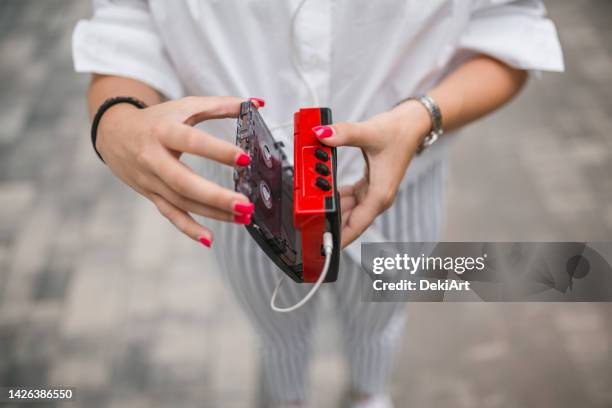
[95,96,264,247]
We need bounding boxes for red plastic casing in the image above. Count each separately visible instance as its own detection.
[293,108,335,283]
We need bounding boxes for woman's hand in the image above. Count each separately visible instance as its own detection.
[96,96,264,247]
[317,56,529,249]
[316,101,432,248]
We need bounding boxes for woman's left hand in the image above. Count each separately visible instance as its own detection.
[315,101,432,248]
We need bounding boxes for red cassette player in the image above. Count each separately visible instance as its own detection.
[234,102,340,286]
[293,108,340,283]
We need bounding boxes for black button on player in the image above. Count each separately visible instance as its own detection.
[315,148,329,162]
[315,162,330,176]
[315,177,331,191]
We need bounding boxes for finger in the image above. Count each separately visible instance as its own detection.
[338,184,356,197]
[341,210,352,230]
[248,98,266,108]
[151,149,252,213]
[162,123,250,167]
[177,96,265,126]
[340,194,357,213]
[353,177,369,203]
[144,175,251,223]
[312,121,374,148]
[150,193,214,247]
[339,193,381,248]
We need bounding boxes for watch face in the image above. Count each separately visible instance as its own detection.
[234,102,302,275]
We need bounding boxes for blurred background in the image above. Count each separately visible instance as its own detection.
[0,0,611,407]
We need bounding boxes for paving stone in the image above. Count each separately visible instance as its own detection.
[31,268,72,302]
[60,264,126,338]
[49,354,111,391]
[0,182,35,235]
[0,96,30,144]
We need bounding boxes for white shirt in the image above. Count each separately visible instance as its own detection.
[73,0,564,257]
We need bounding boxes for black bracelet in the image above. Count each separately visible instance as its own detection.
[91,96,148,163]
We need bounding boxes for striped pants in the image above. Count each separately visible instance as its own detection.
[210,161,447,402]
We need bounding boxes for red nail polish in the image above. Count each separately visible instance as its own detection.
[198,235,212,248]
[234,213,252,225]
[249,98,266,108]
[236,153,251,167]
[312,125,334,139]
[234,202,255,214]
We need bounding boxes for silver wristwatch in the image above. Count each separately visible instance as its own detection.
[397,95,443,155]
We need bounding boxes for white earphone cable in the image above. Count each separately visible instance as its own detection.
[269,0,330,312]
[270,232,333,312]
[290,0,320,107]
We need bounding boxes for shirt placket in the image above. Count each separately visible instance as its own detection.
[293,0,332,106]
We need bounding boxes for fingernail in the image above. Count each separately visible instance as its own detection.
[249,98,266,108]
[312,125,334,139]
[198,235,213,248]
[235,152,251,167]
[234,213,252,225]
[234,202,255,214]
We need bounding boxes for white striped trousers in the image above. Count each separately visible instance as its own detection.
[209,161,447,403]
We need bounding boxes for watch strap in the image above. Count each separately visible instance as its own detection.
[397,94,444,155]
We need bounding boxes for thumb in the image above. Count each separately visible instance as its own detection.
[312,121,372,148]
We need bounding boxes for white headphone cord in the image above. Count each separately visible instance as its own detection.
[290,0,320,107]
[269,0,329,312]
[271,232,333,312]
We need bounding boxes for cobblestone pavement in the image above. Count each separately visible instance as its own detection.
[0,1,611,407]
